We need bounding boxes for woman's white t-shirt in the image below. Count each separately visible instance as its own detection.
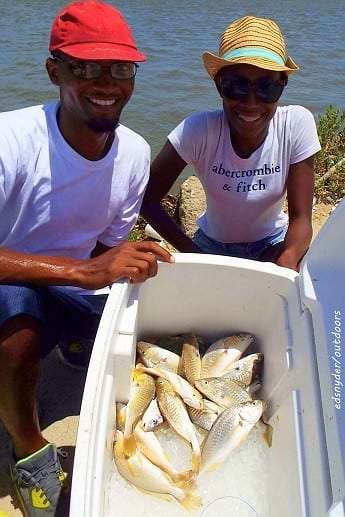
[168,105,321,243]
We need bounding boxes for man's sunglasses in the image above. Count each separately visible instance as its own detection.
[220,75,287,104]
[53,56,138,80]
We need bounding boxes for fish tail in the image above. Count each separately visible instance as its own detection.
[191,451,201,474]
[116,406,126,432]
[123,433,137,457]
[180,490,202,511]
[172,469,196,487]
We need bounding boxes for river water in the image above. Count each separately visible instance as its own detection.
[0,0,344,183]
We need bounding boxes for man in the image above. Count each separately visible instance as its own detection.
[0,1,173,515]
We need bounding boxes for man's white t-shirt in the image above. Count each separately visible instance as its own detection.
[168,105,321,243]
[0,101,150,292]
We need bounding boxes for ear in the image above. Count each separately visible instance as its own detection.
[46,57,60,86]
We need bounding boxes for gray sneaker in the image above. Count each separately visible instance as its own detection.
[10,443,68,516]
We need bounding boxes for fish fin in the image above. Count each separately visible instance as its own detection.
[123,434,137,457]
[133,486,175,503]
[202,460,223,473]
[177,356,185,378]
[261,420,273,447]
[180,490,202,511]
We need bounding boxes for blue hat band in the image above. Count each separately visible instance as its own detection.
[222,47,285,66]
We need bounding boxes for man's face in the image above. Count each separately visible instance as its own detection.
[46,54,135,134]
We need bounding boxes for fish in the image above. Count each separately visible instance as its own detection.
[200,333,254,378]
[136,365,203,409]
[123,367,156,456]
[141,398,164,431]
[113,430,201,510]
[187,399,224,431]
[136,340,180,373]
[155,334,209,356]
[156,377,201,473]
[201,399,266,472]
[195,376,252,408]
[180,332,201,385]
[246,376,262,396]
[221,353,264,386]
[134,424,194,485]
[154,335,186,355]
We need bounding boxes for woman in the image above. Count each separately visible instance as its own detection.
[141,15,321,271]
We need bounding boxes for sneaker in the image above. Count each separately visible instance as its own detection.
[55,339,93,371]
[10,443,68,516]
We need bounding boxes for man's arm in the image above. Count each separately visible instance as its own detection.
[275,155,316,271]
[141,141,202,253]
[0,241,174,288]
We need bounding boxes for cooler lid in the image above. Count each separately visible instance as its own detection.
[299,197,345,515]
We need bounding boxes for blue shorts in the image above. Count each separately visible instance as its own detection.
[193,227,287,260]
[0,285,107,357]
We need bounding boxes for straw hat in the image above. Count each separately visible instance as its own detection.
[203,16,298,79]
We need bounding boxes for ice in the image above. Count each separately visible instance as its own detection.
[107,423,269,517]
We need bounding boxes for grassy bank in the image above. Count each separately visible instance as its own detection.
[314,105,345,203]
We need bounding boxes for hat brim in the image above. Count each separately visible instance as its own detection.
[203,51,298,79]
[54,43,146,62]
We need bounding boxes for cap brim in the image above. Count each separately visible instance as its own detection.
[55,43,146,62]
[202,51,298,78]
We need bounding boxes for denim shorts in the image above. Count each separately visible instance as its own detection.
[193,227,287,260]
[0,285,107,357]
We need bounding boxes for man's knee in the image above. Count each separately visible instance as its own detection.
[0,314,41,367]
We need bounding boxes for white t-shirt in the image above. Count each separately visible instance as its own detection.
[168,105,321,243]
[0,101,150,292]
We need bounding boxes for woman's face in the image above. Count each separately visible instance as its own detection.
[216,64,286,146]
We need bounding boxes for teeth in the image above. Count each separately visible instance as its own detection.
[90,98,116,106]
[238,114,262,122]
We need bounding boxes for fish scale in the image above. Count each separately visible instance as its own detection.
[195,376,252,408]
[156,377,201,473]
[201,400,265,472]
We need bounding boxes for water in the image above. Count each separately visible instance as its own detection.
[0,0,344,184]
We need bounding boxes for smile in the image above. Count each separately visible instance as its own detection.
[237,113,263,123]
[89,98,117,107]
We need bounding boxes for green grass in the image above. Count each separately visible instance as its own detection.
[314,105,345,203]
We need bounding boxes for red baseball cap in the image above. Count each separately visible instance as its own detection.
[49,0,146,62]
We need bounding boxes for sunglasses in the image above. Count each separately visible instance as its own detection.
[53,56,138,80]
[220,75,287,103]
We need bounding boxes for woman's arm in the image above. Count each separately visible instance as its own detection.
[276,154,316,271]
[141,140,202,252]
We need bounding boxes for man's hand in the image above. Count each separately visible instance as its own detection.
[80,241,174,288]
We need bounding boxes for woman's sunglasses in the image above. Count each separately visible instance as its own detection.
[220,75,287,104]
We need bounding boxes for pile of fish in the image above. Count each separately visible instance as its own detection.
[113,332,268,511]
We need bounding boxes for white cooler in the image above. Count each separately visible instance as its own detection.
[69,198,345,517]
